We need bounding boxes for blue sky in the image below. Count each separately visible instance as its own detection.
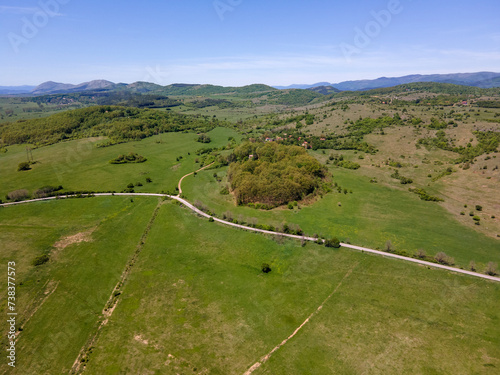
[1,0,499,86]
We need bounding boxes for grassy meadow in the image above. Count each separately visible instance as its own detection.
[0,197,159,374]
[52,202,500,374]
[0,127,241,200]
[0,89,499,374]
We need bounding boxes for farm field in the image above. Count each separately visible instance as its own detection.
[2,199,498,374]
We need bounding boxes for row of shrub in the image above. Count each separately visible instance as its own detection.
[3,188,124,203]
[382,241,498,276]
[409,187,444,202]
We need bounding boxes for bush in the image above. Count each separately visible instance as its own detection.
[469,260,476,272]
[196,134,211,143]
[416,249,426,259]
[17,162,31,171]
[7,189,30,201]
[485,262,498,276]
[33,185,63,198]
[325,237,341,248]
[261,263,271,273]
[32,254,49,266]
[110,153,147,164]
[475,205,483,211]
[385,240,393,252]
[435,252,454,265]
[146,177,152,183]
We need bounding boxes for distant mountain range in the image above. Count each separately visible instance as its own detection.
[0,85,36,95]
[0,80,278,96]
[274,72,500,91]
[1,72,499,96]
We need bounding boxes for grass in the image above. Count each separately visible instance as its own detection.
[0,197,159,374]
[1,196,499,374]
[181,163,500,269]
[1,94,499,374]
[0,127,241,199]
[79,202,500,374]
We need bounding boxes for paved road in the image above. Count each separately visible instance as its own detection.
[2,192,500,283]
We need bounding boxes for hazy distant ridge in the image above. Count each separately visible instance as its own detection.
[2,72,500,96]
[275,72,500,91]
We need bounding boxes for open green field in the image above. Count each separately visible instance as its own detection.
[181,163,500,270]
[2,199,499,374]
[1,88,499,374]
[0,196,159,374]
[0,127,241,199]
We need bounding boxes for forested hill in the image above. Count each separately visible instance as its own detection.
[0,106,224,147]
[345,82,500,97]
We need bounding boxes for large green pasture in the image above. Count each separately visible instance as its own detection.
[0,197,159,374]
[181,164,500,269]
[0,127,240,199]
[83,202,500,374]
[1,198,499,374]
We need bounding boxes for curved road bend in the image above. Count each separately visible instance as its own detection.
[177,162,215,195]
[1,193,499,283]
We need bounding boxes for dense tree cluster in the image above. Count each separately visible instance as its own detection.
[109,153,147,164]
[228,142,327,207]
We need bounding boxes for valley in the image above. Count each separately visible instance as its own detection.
[1,80,499,374]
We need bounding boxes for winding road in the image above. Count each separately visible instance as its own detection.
[1,183,500,284]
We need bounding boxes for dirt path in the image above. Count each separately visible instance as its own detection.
[243,264,358,375]
[70,199,163,374]
[177,162,215,195]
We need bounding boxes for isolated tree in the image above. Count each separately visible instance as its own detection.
[469,260,476,272]
[325,237,341,248]
[261,263,272,274]
[416,249,426,259]
[435,252,451,265]
[385,240,393,252]
[485,262,498,276]
[7,189,30,201]
[17,162,31,171]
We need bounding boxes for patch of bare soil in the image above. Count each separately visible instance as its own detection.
[53,228,95,251]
